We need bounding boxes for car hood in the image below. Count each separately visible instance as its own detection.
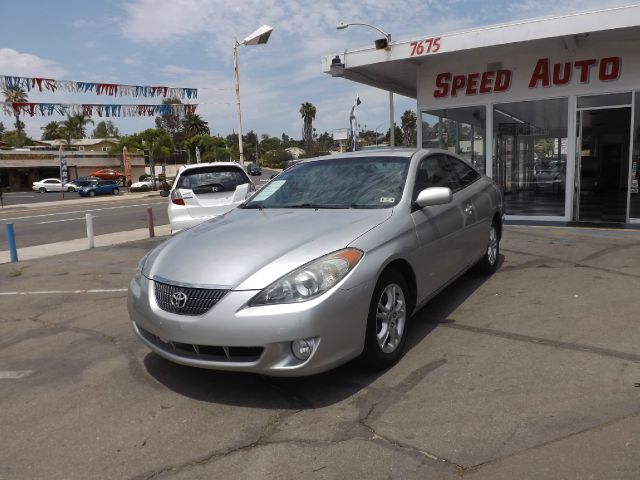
[144,207,393,290]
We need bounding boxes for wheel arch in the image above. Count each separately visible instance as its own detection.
[379,259,417,315]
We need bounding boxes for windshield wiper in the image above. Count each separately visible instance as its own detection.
[279,203,349,209]
[242,203,263,209]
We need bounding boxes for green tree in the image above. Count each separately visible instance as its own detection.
[0,121,5,140]
[184,134,226,161]
[139,128,173,158]
[41,121,64,140]
[108,133,144,155]
[61,114,94,145]
[401,110,417,146]
[2,87,28,146]
[385,124,403,145]
[92,120,120,138]
[2,130,34,147]
[155,97,186,142]
[183,114,210,137]
[299,102,316,151]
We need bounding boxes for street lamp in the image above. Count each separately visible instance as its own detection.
[336,22,395,148]
[233,24,273,167]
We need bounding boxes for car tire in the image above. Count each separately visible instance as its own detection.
[67,187,76,192]
[112,188,120,195]
[361,268,410,370]
[475,220,500,275]
[38,187,46,193]
[88,190,96,197]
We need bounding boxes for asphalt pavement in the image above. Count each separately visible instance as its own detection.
[1,225,640,479]
[0,168,277,252]
[0,195,169,250]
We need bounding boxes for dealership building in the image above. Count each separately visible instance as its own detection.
[323,5,640,225]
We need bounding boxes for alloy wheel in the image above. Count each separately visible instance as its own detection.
[375,283,406,354]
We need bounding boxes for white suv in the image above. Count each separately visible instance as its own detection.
[165,162,255,234]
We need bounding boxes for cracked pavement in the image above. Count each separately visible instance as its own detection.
[1,225,639,479]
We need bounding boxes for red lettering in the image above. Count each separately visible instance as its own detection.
[451,75,466,96]
[433,72,451,98]
[479,71,495,94]
[599,57,621,81]
[466,73,479,95]
[553,62,572,85]
[494,70,511,92]
[529,58,550,88]
[574,59,597,83]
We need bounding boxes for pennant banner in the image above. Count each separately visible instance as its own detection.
[1,102,198,118]
[0,75,197,100]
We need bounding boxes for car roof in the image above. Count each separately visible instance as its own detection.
[289,148,448,166]
[177,162,245,175]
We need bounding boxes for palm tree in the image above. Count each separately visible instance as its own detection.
[299,102,316,151]
[61,114,94,146]
[2,87,28,146]
[41,121,64,141]
[183,114,210,137]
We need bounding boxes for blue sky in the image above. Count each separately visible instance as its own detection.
[0,0,632,141]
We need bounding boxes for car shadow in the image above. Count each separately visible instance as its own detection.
[143,255,504,410]
[406,254,505,352]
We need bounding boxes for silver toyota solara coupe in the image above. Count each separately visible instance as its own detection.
[128,149,503,376]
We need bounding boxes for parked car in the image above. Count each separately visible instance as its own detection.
[90,169,126,185]
[78,179,120,197]
[131,176,175,191]
[162,162,254,234]
[32,178,78,193]
[129,149,503,377]
[66,177,100,192]
[247,163,262,176]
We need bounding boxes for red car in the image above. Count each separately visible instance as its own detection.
[90,169,126,184]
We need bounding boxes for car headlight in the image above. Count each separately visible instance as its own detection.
[250,248,363,306]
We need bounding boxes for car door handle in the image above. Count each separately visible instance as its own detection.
[464,204,474,215]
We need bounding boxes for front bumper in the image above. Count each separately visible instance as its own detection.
[128,274,372,376]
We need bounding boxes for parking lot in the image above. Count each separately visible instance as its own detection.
[1,225,639,479]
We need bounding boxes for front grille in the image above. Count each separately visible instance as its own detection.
[137,325,263,363]
[154,280,228,316]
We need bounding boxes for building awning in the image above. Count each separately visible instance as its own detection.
[322,4,640,98]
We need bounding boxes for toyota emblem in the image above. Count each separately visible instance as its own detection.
[170,291,188,309]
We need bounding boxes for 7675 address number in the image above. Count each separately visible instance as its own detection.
[409,37,441,56]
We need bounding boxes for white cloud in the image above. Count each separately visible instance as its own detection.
[123,57,139,65]
[0,48,67,78]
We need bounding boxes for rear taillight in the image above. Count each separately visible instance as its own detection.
[170,189,185,206]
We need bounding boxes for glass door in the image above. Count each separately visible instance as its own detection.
[576,107,631,222]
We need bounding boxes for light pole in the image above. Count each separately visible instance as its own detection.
[233,25,273,168]
[337,22,395,148]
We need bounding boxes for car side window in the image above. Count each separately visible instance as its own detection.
[447,156,480,189]
[413,154,460,199]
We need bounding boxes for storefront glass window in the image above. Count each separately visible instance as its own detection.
[422,106,486,173]
[630,93,640,219]
[493,98,568,217]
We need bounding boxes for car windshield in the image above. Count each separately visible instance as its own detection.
[176,166,249,192]
[243,156,410,209]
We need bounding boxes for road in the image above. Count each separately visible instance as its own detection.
[0,196,169,250]
[3,227,640,478]
[0,168,278,207]
[0,168,278,250]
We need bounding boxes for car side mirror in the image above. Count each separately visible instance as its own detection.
[160,190,170,198]
[414,187,452,209]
